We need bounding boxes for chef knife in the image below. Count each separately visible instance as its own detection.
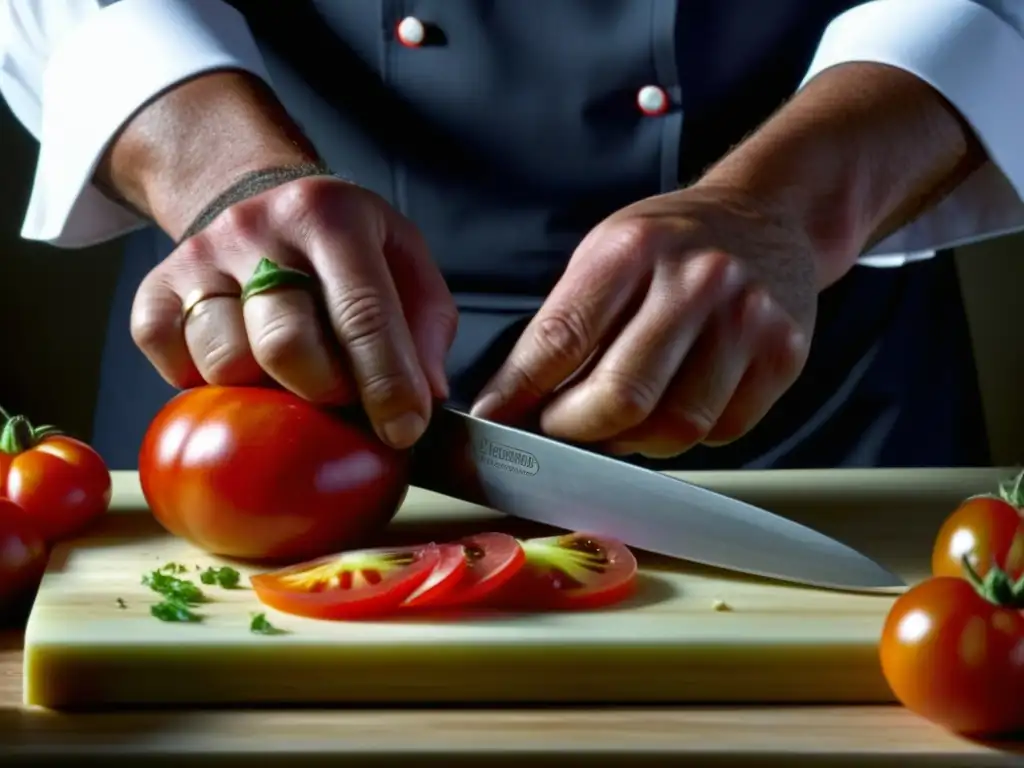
[409,406,904,592]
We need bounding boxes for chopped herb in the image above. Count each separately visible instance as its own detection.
[250,612,285,635]
[199,566,241,589]
[116,598,127,609]
[150,599,203,623]
[142,568,206,604]
[159,562,189,574]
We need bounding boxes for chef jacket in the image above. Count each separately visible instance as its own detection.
[2,0,1023,470]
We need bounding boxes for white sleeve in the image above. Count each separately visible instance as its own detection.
[0,0,272,249]
[800,0,1024,266]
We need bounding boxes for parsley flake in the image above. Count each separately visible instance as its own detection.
[150,599,203,623]
[199,566,241,589]
[250,612,285,635]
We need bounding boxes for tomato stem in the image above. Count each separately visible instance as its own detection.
[960,554,1024,608]
[0,415,63,455]
[997,469,1024,510]
[241,257,317,302]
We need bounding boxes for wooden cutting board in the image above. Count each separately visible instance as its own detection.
[22,468,1007,709]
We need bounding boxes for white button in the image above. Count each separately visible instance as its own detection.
[637,85,668,116]
[397,16,426,47]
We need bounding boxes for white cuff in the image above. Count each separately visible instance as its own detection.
[800,0,1024,266]
[24,0,271,248]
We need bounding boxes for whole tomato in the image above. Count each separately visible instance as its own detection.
[139,386,411,561]
[880,569,1024,736]
[0,408,112,543]
[932,495,1024,581]
[0,500,48,616]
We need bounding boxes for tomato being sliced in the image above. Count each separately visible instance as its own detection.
[932,493,1024,581]
[406,532,525,610]
[400,543,469,608]
[250,543,445,620]
[495,533,638,610]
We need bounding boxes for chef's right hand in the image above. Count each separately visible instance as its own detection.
[99,73,455,450]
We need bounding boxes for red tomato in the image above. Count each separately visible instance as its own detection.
[250,543,446,619]
[0,411,111,543]
[880,575,1024,736]
[932,495,1024,581]
[0,500,48,610]
[496,533,638,610]
[138,386,410,561]
[406,532,525,610]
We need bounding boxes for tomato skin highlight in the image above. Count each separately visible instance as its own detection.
[932,496,1024,581]
[0,500,48,610]
[880,576,1024,736]
[409,532,526,609]
[250,544,442,619]
[138,386,410,561]
[400,543,469,608]
[0,423,111,544]
[497,533,638,611]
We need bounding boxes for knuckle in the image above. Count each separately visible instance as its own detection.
[169,236,211,270]
[251,315,320,371]
[130,285,180,352]
[605,218,659,258]
[273,177,354,228]
[212,201,264,242]
[327,286,392,348]
[533,310,592,364]
[592,370,660,425]
[670,401,719,441]
[430,304,460,346]
[197,338,251,384]
[359,368,418,411]
[274,178,324,219]
[130,313,175,353]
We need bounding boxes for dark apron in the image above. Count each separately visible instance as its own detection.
[92,0,990,470]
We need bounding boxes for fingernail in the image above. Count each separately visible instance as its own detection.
[470,392,502,418]
[382,412,426,448]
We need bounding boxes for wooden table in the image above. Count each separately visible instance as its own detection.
[2,628,1023,765]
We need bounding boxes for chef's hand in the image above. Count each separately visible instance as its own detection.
[134,177,455,449]
[98,72,455,450]
[471,184,818,457]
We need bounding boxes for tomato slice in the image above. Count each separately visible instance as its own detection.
[250,543,443,619]
[400,543,469,608]
[407,532,526,610]
[495,532,638,610]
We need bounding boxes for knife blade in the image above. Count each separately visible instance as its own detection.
[409,407,904,592]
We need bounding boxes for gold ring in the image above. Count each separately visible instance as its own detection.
[181,288,240,323]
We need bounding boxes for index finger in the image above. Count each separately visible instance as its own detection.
[307,228,433,450]
[470,245,645,423]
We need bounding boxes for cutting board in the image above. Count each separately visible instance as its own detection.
[22,468,1008,709]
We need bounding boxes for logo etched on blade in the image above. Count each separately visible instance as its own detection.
[472,437,540,477]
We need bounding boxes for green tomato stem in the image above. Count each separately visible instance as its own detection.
[0,415,62,455]
[960,554,1024,608]
[998,469,1024,510]
[241,257,317,301]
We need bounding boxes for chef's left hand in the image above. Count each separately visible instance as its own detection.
[470,184,819,457]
